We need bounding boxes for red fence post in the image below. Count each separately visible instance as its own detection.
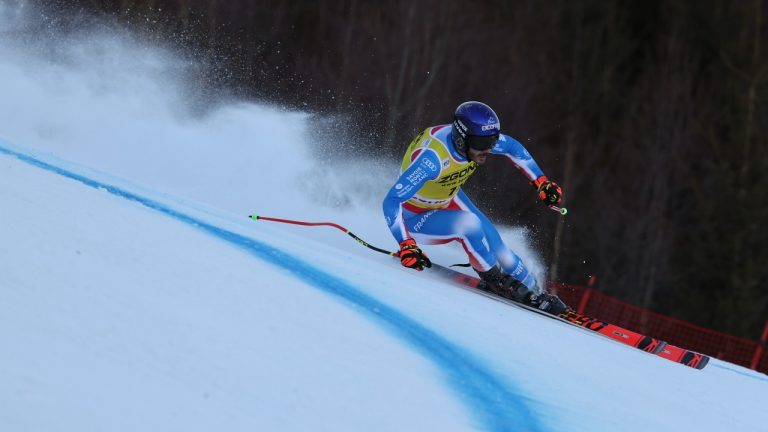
[750,320,768,370]
[577,288,593,314]
[576,276,597,314]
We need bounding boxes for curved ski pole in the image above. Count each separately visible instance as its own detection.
[249,214,398,257]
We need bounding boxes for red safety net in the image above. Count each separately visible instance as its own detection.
[547,281,768,374]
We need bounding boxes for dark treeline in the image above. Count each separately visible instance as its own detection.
[46,0,767,338]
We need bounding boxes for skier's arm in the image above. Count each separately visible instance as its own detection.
[382,149,441,243]
[491,134,546,183]
[491,134,564,206]
[492,134,564,205]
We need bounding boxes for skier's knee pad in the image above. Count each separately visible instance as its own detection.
[453,211,484,239]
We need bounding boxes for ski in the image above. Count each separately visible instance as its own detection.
[427,263,710,370]
[247,214,710,370]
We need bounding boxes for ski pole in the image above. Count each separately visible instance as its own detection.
[248,214,398,257]
[547,204,568,215]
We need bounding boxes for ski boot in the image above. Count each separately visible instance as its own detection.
[476,265,519,298]
[477,266,568,315]
[527,291,568,316]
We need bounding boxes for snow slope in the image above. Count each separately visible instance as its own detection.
[1,4,767,431]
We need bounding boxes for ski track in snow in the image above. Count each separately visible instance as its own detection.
[0,138,543,432]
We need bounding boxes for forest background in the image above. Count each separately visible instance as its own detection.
[35,0,767,339]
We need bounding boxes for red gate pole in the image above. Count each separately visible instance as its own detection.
[750,320,768,370]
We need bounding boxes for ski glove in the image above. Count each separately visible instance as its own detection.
[398,239,432,271]
[533,176,563,205]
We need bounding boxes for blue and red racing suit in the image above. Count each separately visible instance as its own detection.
[382,124,547,288]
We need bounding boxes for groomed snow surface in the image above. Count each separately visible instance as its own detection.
[1,3,767,431]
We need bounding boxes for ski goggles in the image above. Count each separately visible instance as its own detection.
[466,133,499,151]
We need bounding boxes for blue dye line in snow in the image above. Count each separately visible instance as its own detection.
[711,363,768,383]
[0,140,543,432]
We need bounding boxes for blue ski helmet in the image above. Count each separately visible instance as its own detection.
[451,101,500,153]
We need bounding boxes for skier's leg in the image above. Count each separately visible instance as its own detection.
[402,208,496,271]
[404,205,568,314]
[451,193,568,313]
[452,191,538,290]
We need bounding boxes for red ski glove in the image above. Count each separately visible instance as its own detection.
[533,176,563,205]
[398,239,432,271]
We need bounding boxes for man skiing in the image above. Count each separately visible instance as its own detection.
[382,101,568,314]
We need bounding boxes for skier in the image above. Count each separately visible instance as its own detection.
[382,101,568,314]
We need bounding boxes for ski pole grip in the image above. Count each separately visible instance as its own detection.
[548,205,568,215]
